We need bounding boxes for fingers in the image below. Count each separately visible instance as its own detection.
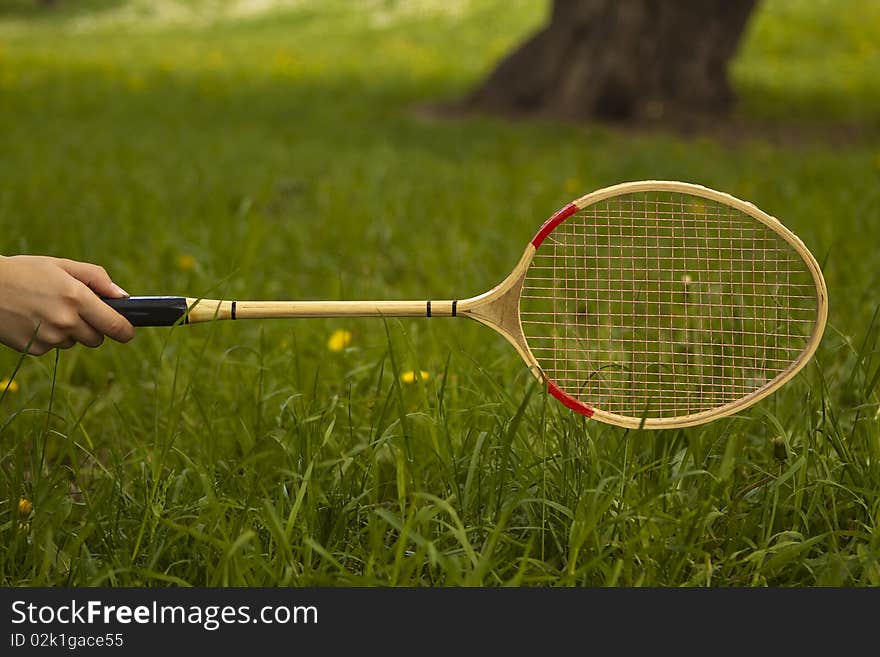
[56,260,135,344]
[68,320,105,348]
[36,339,76,355]
[30,279,132,351]
[56,259,129,299]
[75,284,135,344]
[19,316,99,355]
[25,337,76,356]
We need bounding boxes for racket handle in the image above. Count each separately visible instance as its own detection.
[102,296,188,326]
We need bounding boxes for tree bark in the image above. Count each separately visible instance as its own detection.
[464,0,757,122]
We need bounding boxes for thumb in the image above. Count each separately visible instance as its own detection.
[56,259,129,298]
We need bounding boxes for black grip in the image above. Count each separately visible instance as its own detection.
[102,296,188,327]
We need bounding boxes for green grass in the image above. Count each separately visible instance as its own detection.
[1,0,879,586]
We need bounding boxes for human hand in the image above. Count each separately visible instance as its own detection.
[0,255,135,355]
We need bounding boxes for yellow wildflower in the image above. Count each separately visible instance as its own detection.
[18,497,33,516]
[400,370,430,384]
[327,329,353,352]
[0,378,18,393]
[176,253,196,271]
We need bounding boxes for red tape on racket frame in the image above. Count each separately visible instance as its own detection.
[547,380,595,418]
[531,203,578,248]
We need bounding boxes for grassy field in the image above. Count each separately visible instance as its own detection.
[1,0,879,586]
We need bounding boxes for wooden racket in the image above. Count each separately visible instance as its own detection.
[105,181,827,429]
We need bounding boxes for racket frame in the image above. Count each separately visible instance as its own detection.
[149,181,826,429]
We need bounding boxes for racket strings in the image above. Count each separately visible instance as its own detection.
[521,191,818,419]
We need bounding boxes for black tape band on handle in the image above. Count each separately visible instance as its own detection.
[102,296,188,327]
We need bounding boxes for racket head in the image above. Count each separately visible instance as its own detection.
[512,180,827,429]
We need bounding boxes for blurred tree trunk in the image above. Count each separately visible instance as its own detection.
[464,0,757,121]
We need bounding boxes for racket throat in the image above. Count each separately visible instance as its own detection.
[458,251,536,376]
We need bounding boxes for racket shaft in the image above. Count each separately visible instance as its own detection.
[212,299,457,321]
[104,296,459,325]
